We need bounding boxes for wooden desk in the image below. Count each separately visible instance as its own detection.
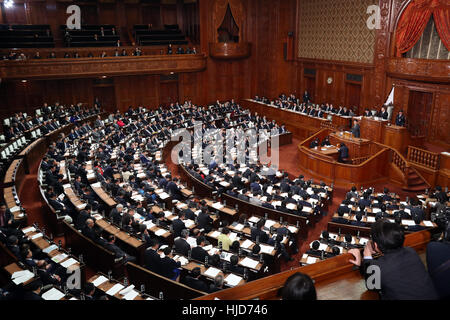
[360,117,386,143]
[329,132,372,159]
[384,124,409,154]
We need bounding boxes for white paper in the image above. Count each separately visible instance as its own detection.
[248,216,260,224]
[224,273,243,287]
[259,244,274,254]
[123,290,140,300]
[212,202,224,210]
[22,226,36,234]
[204,267,221,278]
[240,257,259,269]
[264,220,276,229]
[367,216,376,223]
[60,258,78,268]
[402,219,415,226]
[210,231,221,238]
[31,233,43,240]
[423,220,434,227]
[92,275,108,287]
[51,253,68,263]
[106,283,125,296]
[155,229,167,236]
[12,270,34,285]
[159,192,170,200]
[286,203,296,210]
[42,288,65,300]
[306,256,318,264]
[42,244,58,254]
[9,206,20,213]
[119,285,135,296]
[359,238,369,245]
[241,239,253,249]
[233,223,244,231]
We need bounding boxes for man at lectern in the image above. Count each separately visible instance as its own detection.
[395,110,406,127]
[351,119,360,138]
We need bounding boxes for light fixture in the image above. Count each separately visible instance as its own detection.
[21,79,27,83]
[170,72,174,75]
[4,0,14,9]
[101,75,107,78]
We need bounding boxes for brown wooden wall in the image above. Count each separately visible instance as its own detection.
[0,0,449,148]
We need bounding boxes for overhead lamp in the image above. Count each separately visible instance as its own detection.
[4,0,14,9]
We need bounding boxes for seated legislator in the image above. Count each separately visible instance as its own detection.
[281,272,317,300]
[321,136,331,147]
[348,219,439,300]
[351,119,360,138]
[309,138,320,148]
[378,107,389,120]
[338,143,349,163]
[395,110,406,127]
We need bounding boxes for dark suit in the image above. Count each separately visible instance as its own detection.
[191,246,209,263]
[172,218,186,238]
[361,247,438,300]
[251,227,269,244]
[144,248,162,274]
[351,124,360,138]
[183,276,208,292]
[159,256,181,279]
[174,237,191,256]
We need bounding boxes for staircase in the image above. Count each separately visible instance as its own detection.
[402,167,429,192]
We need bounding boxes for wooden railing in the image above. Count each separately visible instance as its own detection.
[351,156,370,165]
[195,230,432,300]
[392,149,408,175]
[407,146,440,170]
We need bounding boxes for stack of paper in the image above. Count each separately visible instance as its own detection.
[241,239,253,249]
[155,229,167,236]
[60,258,78,268]
[224,273,243,287]
[210,231,221,238]
[11,270,34,285]
[306,256,318,264]
[31,233,43,240]
[159,192,170,200]
[91,275,108,287]
[123,290,140,300]
[212,202,224,210]
[42,244,58,254]
[248,216,260,224]
[204,267,221,278]
[287,226,297,234]
[240,257,259,269]
[423,221,434,227]
[264,220,276,229]
[22,226,36,234]
[41,288,65,300]
[259,244,274,254]
[106,283,125,296]
[233,223,244,231]
[51,253,68,263]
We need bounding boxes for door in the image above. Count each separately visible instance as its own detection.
[160,81,179,107]
[304,76,315,103]
[407,90,433,138]
[345,83,361,115]
[93,86,116,113]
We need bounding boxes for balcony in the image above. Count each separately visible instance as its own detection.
[209,42,251,60]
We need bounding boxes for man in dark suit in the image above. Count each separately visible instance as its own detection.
[348,219,438,300]
[144,239,162,274]
[104,235,136,263]
[338,143,349,163]
[159,246,182,280]
[183,267,208,292]
[109,204,123,225]
[351,119,360,138]
[378,106,389,120]
[197,209,213,233]
[174,229,191,256]
[251,220,269,244]
[172,211,186,238]
[166,177,183,200]
[191,236,210,262]
[332,210,350,225]
[82,219,107,246]
[395,110,406,127]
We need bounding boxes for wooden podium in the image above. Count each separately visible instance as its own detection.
[360,117,386,143]
[329,132,371,159]
[384,125,409,154]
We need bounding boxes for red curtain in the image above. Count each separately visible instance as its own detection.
[395,0,450,57]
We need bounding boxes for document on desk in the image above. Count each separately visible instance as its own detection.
[423,220,434,227]
[225,273,243,287]
[164,211,172,218]
[366,216,376,223]
[306,256,318,264]
[204,267,221,278]
[77,203,87,210]
[241,239,253,249]
[124,290,140,300]
[174,255,189,266]
[210,231,221,238]
[372,208,381,213]
[212,202,224,210]
[187,237,198,248]
[51,253,68,263]
[233,223,244,231]
[22,226,36,234]
[184,219,195,228]
[42,244,58,254]
[42,288,65,300]
[158,192,170,200]
[142,220,155,229]
[91,275,108,287]
[155,229,167,237]
[402,219,415,226]
[229,232,238,241]
[264,220,276,229]
[286,203,296,210]
[10,206,20,213]
[106,283,125,296]
[259,244,274,254]
[249,216,260,224]
[31,233,43,240]
[60,258,78,268]
[91,182,101,188]
[240,257,259,269]
[287,226,298,234]
[359,238,369,245]
[12,270,34,285]
[119,285,135,296]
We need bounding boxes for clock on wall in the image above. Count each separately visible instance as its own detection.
[327,77,333,84]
